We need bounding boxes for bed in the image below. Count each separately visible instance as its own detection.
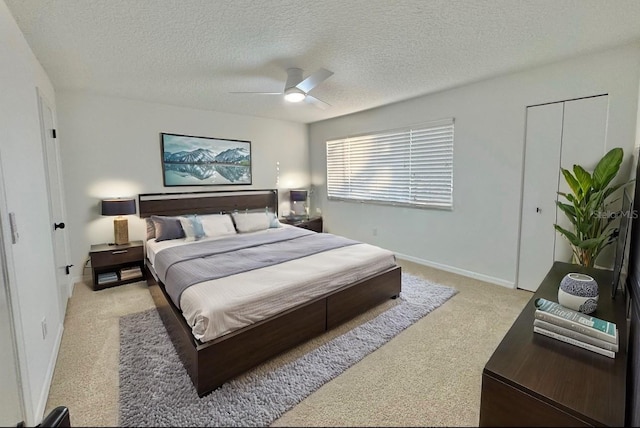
[139,189,402,396]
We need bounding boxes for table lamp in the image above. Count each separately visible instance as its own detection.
[101,198,136,245]
[290,189,308,217]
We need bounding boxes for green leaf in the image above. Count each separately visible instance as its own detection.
[561,168,582,199]
[554,224,581,246]
[592,148,623,190]
[556,202,577,224]
[578,237,605,250]
[563,192,577,204]
[573,165,592,196]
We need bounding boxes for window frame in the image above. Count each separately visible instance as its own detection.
[325,119,454,210]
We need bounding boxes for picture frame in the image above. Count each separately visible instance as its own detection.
[160,132,252,186]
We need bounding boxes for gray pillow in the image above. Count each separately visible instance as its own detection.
[151,215,185,242]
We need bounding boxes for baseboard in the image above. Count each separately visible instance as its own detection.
[33,322,64,424]
[395,252,515,289]
[72,275,83,290]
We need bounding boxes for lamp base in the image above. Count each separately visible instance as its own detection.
[114,216,129,245]
[291,201,307,216]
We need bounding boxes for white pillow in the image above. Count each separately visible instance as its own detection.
[231,212,270,233]
[199,214,236,237]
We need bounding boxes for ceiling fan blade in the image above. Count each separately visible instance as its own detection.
[305,94,331,109]
[296,68,334,93]
[229,91,283,95]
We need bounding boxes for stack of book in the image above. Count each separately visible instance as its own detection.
[97,271,118,285]
[120,266,142,281]
[533,297,618,358]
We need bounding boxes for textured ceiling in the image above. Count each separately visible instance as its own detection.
[6,0,640,124]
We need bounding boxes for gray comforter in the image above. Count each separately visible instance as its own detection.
[154,227,360,308]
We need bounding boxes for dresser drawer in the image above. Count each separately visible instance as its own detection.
[91,245,143,267]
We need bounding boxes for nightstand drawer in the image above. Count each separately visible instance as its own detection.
[91,245,143,267]
[280,216,323,233]
[297,219,322,232]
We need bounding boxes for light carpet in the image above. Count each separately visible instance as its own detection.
[119,273,457,427]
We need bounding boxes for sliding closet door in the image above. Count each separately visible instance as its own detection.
[518,103,564,292]
[518,95,608,292]
[554,96,609,262]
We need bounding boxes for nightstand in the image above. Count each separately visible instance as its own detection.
[280,216,323,233]
[89,240,145,290]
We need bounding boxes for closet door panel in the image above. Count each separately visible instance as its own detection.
[554,95,609,263]
[518,103,564,291]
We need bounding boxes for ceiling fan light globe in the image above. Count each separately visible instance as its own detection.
[284,89,306,103]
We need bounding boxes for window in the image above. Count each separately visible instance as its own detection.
[326,119,454,209]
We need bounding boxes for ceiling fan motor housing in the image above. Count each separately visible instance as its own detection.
[285,68,304,90]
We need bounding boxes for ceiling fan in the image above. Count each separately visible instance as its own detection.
[230,67,334,109]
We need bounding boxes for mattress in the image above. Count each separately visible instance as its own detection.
[147,225,397,342]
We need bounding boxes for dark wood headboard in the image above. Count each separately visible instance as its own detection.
[138,189,278,218]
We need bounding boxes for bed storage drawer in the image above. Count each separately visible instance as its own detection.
[195,298,327,395]
[326,266,401,329]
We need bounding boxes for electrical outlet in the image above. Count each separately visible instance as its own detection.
[316,208,321,214]
[41,317,47,340]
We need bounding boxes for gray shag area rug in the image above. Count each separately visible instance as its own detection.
[119,273,457,427]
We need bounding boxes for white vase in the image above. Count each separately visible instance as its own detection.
[557,273,599,314]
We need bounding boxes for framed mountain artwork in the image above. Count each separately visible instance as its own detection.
[160,133,252,186]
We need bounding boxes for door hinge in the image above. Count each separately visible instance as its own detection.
[51,129,57,139]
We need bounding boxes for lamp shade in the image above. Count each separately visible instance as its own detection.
[290,190,308,202]
[101,198,136,216]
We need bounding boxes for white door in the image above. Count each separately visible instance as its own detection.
[38,91,71,318]
[518,103,564,292]
[518,95,609,292]
[0,163,25,426]
[554,96,609,262]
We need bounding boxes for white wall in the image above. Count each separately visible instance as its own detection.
[56,92,309,282]
[309,44,640,287]
[0,1,63,424]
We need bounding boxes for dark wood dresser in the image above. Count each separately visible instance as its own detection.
[479,262,627,427]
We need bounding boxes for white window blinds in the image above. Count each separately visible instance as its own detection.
[326,119,454,209]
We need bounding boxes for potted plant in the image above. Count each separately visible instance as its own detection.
[554,147,630,267]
